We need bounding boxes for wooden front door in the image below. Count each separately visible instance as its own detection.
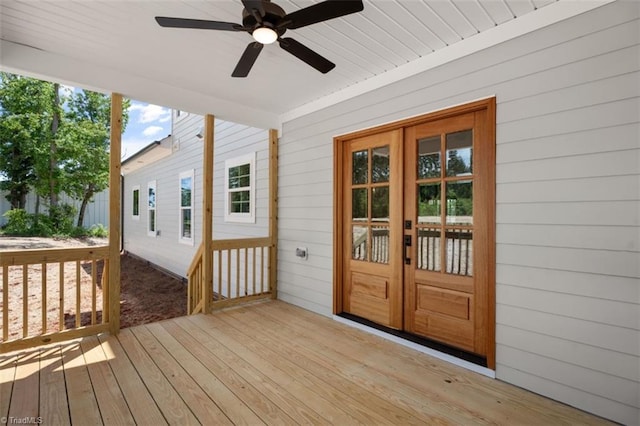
[403,108,494,358]
[342,129,404,329]
[337,99,495,365]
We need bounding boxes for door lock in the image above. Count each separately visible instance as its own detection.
[404,235,412,265]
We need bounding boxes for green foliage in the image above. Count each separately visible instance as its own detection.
[2,209,30,235]
[47,203,77,235]
[87,224,108,238]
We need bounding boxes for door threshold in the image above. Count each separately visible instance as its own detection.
[333,313,496,379]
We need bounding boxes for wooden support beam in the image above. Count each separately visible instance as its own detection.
[202,114,215,313]
[268,129,278,299]
[108,93,123,334]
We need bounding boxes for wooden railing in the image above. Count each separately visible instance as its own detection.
[186,237,275,314]
[0,246,111,353]
[186,242,205,315]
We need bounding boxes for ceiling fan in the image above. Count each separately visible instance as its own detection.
[155,0,364,77]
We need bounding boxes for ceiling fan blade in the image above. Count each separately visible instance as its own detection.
[155,17,244,31]
[278,37,335,74]
[280,0,363,30]
[232,42,264,77]
[241,0,265,21]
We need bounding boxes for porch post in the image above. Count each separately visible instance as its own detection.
[269,129,278,299]
[202,114,214,313]
[108,93,122,334]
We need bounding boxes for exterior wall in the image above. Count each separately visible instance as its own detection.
[122,111,269,278]
[276,2,639,424]
[0,189,109,229]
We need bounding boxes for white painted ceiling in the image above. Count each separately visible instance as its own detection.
[0,0,594,128]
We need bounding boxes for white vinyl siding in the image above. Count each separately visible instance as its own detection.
[122,113,268,278]
[277,2,639,425]
[179,169,194,245]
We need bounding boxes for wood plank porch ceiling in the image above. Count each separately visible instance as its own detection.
[1,300,608,425]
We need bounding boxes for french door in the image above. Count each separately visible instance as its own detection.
[337,99,495,365]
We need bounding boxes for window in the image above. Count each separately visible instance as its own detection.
[132,185,140,220]
[224,153,255,223]
[147,180,157,237]
[179,170,194,245]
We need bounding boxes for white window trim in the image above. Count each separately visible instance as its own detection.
[224,152,256,223]
[147,180,157,237]
[132,185,140,220]
[179,169,195,246]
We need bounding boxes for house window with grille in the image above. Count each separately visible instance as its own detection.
[147,180,157,237]
[132,186,140,220]
[179,170,194,245]
[224,153,255,223]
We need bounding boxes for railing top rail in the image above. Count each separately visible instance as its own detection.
[211,237,272,251]
[187,242,205,276]
[0,245,110,267]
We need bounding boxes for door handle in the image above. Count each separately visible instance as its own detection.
[404,235,412,265]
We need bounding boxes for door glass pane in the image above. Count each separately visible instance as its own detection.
[417,227,440,271]
[352,150,368,184]
[352,226,368,261]
[446,181,472,225]
[446,130,472,176]
[352,188,368,221]
[418,136,441,179]
[372,146,390,183]
[417,183,441,224]
[371,186,389,222]
[371,226,389,264]
[445,229,473,276]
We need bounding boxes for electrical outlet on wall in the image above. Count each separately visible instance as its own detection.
[295,247,308,260]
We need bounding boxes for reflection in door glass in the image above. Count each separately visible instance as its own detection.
[417,228,440,271]
[372,146,390,183]
[352,226,368,261]
[446,181,472,225]
[371,186,389,221]
[352,150,368,184]
[418,136,441,179]
[417,183,441,224]
[371,226,389,264]
[352,188,368,221]
[446,130,472,176]
[446,229,473,276]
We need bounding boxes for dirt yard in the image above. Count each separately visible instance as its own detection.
[0,236,187,340]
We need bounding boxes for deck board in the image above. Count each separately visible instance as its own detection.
[1,300,612,425]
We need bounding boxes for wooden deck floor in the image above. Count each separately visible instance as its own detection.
[1,300,609,425]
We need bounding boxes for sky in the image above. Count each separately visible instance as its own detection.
[122,101,172,160]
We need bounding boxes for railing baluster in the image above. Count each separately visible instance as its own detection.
[102,259,109,324]
[3,265,8,341]
[42,263,47,334]
[23,265,28,338]
[236,249,240,298]
[226,250,231,299]
[91,260,97,325]
[252,247,256,296]
[75,260,81,328]
[217,250,222,300]
[244,247,248,296]
[261,246,265,293]
[59,262,64,330]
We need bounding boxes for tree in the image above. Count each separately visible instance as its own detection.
[0,73,56,208]
[62,90,129,227]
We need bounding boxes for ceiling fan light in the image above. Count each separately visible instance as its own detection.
[253,27,277,44]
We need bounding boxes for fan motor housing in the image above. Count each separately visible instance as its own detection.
[242,1,287,34]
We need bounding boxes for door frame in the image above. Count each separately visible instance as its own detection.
[333,97,496,369]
